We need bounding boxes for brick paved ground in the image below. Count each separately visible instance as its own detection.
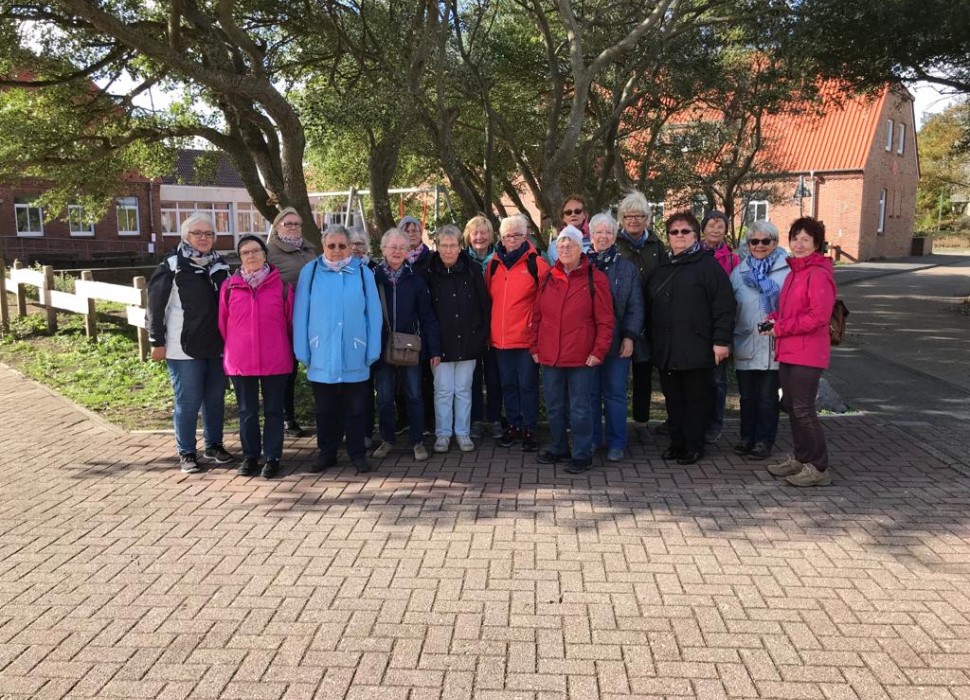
[2,362,970,700]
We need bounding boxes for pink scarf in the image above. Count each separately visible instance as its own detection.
[240,263,271,288]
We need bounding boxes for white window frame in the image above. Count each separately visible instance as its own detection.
[648,201,665,229]
[15,196,44,237]
[235,202,269,237]
[116,197,140,236]
[896,123,906,155]
[877,189,887,233]
[746,199,769,224]
[68,204,95,237]
[160,201,232,240]
[885,119,894,151]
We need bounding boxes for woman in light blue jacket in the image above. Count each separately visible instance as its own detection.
[729,221,790,461]
[294,226,382,474]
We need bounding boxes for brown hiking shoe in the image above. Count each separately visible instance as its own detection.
[786,463,832,487]
[767,454,803,476]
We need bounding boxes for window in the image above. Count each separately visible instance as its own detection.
[896,123,906,155]
[68,204,95,236]
[15,196,43,236]
[746,200,769,223]
[885,119,894,151]
[236,202,269,237]
[160,201,232,238]
[117,197,140,235]
[648,202,665,229]
[690,196,707,220]
[877,189,887,233]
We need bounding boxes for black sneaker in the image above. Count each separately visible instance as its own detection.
[352,457,373,474]
[497,426,521,448]
[237,457,260,477]
[261,459,281,479]
[179,452,205,474]
[204,444,235,464]
[536,450,570,465]
[309,455,338,473]
[520,430,538,452]
[564,458,592,474]
[284,420,306,438]
[734,442,754,455]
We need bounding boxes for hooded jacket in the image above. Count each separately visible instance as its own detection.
[293,257,382,384]
[730,251,790,371]
[530,257,614,367]
[769,252,837,369]
[427,251,491,362]
[219,265,294,376]
[485,241,551,350]
[267,232,317,286]
[646,247,736,371]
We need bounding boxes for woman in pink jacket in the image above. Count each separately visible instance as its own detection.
[761,217,837,487]
[219,235,294,479]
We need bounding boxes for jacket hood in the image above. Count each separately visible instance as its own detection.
[430,250,471,275]
[551,254,590,281]
[227,263,282,288]
[788,251,833,274]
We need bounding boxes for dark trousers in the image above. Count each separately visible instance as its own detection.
[736,369,781,447]
[659,368,713,453]
[495,348,540,431]
[708,361,728,435]
[471,347,503,424]
[779,363,829,470]
[311,380,370,462]
[376,363,424,446]
[231,374,288,461]
[543,365,595,461]
[284,357,299,422]
[631,360,653,423]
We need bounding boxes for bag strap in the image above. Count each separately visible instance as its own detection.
[526,252,540,287]
[378,282,392,331]
[653,265,683,298]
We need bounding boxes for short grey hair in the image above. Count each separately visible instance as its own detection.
[747,220,779,240]
[435,225,462,245]
[322,225,350,245]
[616,191,652,221]
[180,213,215,242]
[380,227,409,249]
[498,214,529,238]
[348,227,371,254]
[588,212,618,237]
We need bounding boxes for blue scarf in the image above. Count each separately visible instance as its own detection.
[496,240,529,269]
[741,249,784,314]
[618,229,648,251]
[590,244,619,271]
[668,241,702,263]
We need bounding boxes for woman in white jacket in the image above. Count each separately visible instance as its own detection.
[729,221,790,460]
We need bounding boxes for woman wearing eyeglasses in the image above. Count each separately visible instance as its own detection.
[646,212,735,465]
[267,207,317,438]
[729,221,790,462]
[615,190,666,444]
[219,235,294,479]
[546,194,592,263]
[147,213,233,474]
[293,225,382,474]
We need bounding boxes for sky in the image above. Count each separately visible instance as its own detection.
[910,82,962,127]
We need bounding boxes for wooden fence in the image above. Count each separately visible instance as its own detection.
[0,261,150,360]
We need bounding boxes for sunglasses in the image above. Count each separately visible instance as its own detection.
[562,208,584,216]
[668,228,695,236]
[326,243,348,250]
[748,238,775,246]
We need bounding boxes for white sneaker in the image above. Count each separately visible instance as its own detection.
[433,436,451,453]
[371,441,393,459]
[456,435,475,452]
[413,444,430,461]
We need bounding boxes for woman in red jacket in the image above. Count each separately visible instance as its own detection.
[530,226,614,474]
[761,217,837,487]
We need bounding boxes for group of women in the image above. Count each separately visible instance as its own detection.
[146,194,837,488]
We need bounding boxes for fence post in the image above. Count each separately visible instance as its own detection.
[134,276,149,361]
[81,270,97,341]
[0,262,8,333]
[42,265,57,334]
[13,260,26,318]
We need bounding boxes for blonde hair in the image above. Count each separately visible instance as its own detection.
[462,215,494,247]
[271,206,301,231]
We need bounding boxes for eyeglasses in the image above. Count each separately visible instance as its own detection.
[748,238,775,246]
[668,228,695,236]
[280,221,302,228]
[189,231,215,239]
[623,214,646,221]
[239,248,264,256]
[384,245,408,252]
[326,243,348,250]
[502,232,525,238]
[350,241,367,247]
[562,208,584,217]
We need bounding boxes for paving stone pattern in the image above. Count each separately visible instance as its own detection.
[2,363,970,699]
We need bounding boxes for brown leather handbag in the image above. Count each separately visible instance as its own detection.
[378,285,422,366]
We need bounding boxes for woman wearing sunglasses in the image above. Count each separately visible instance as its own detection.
[546,194,592,263]
[293,225,382,474]
[729,221,790,462]
[267,207,317,438]
[646,212,735,465]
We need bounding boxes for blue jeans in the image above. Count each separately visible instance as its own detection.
[166,357,226,455]
[471,348,503,424]
[708,361,728,435]
[543,365,595,461]
[591,356,632,451]
[495,349,539,431]
[230,375,288,461]
[312,380,370,461]
[736,369,780,447]
[433,360,477,437]
[375,363,424,445]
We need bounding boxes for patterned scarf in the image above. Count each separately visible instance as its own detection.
[378,260,407,287]
[322,255,352,272]
[177,240,227,293]
[277,231,304,248]
[178,239,220,268]
[668,241,703,263]
[240,263,270,289]
[742,248,784,314]
[407,243,429,265]
[590,244,619,271]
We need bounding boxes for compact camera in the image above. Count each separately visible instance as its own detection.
[757,320,775,333]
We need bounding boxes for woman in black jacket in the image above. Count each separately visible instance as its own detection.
[647,212,736,465]
[147,213,232,474]
[427,226,491,453]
